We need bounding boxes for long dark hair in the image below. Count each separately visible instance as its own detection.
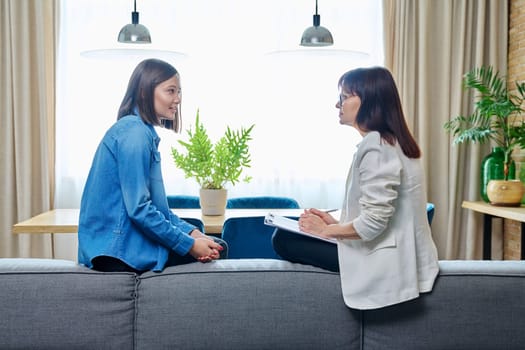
[339,66,420,158]
[117,58,181,132]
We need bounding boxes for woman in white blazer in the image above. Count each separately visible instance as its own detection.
[272,66,439,310]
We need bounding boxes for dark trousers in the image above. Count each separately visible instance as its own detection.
[92,236,228,273]
[272,228,339,272]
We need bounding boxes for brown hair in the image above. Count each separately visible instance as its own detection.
[117,58,181,132]
[339,66,420,158]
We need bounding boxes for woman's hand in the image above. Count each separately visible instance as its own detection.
[305,208,339,225]
[298,214,325,236]
[300,209,361,240]
[189,237,223,263]
[299,208,352,240]
[190,229,213,241]
[299,208,338,234]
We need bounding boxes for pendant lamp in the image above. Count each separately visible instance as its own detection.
[300,0,333,47]
[118,0,151,44]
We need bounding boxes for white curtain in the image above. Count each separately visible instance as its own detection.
[55,0,383,259]
[1,0,56,259]
[383,0,508,259]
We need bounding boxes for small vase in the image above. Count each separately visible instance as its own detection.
[480,147,515,202]
[199,188,227,216]
[486,180,524,207]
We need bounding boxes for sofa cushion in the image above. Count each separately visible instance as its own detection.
[0,258,136,350]
[362,260,525,350]
[136,259,360,350]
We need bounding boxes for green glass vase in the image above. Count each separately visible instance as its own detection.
[511,151,525,204]
[480,147,515,203]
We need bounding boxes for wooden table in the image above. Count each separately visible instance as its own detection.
[13,208,310,258]
[12,208,306,236]
[462,201,525,260]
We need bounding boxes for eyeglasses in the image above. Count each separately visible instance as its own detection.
[339,93,349,106]
[339,93,355,106]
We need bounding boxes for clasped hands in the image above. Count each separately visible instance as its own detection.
[189,230,223,263]
[298,208,338,239]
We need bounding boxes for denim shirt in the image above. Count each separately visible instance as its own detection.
[78,114,195,272]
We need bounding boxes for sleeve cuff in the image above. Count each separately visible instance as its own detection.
[172,233,195,256]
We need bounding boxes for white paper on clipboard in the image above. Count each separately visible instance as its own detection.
[264,213,336,244]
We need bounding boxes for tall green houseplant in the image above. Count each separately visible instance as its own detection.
[444,66,525,181]
[171,110,254,190]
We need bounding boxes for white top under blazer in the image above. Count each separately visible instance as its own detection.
[338,131,439,310]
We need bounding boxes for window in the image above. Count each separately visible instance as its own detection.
[56,0,383,209]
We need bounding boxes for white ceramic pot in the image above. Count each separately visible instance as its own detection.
[486,180,525,207]
[199,188,228,215]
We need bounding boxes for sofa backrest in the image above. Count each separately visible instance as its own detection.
[0,259,136,350]
[362,260,525,350]
[135,259,361,350]
[3,258,525,350]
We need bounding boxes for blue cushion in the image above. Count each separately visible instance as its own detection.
[167,195,200,209]
[226,196,299,209]
[221,216,297,259]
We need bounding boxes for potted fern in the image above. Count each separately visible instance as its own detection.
[171,110,254,215]
[444,66,525,205]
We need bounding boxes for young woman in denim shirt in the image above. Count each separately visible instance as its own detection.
[78,59,226,273]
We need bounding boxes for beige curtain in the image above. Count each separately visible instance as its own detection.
[383,0,508,259]
[0,0,56,258]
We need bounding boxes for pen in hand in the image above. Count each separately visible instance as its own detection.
[303,208,338,215]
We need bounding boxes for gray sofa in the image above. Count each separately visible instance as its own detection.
[1,258,525,350]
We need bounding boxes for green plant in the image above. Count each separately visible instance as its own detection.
[171,110,254,189]
[444,65,525,180]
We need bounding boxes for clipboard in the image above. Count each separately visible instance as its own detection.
[264,213,336,244]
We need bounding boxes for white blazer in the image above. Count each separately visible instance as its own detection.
[338,131,439,310]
